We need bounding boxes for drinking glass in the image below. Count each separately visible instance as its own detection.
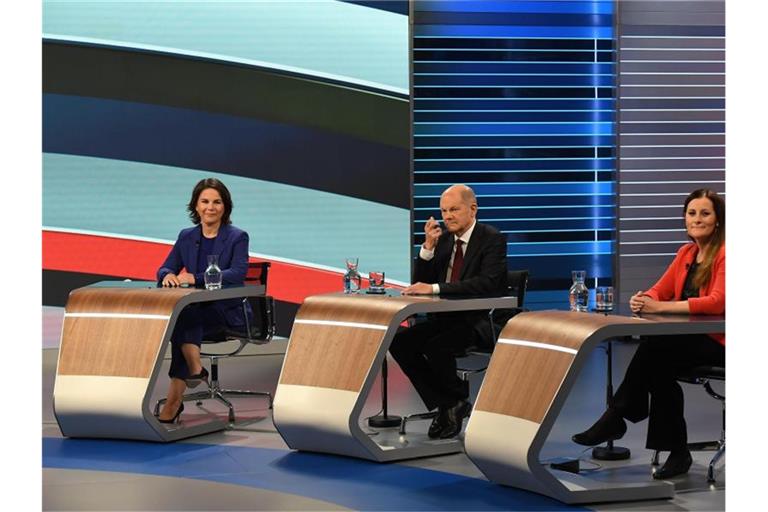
[596,286,614,311]
[204,254,222,290]
[343,257,361,293]
[368,271,385,293]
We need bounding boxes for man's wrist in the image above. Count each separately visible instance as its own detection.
[419,245,435,261]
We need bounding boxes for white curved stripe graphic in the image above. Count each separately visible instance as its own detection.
[294,319,388,331]
[497,338,577,355]
[65,313,169,320]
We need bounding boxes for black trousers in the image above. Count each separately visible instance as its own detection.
[389,315,483,411]
[168,304,227,379]
[612,334,725,451]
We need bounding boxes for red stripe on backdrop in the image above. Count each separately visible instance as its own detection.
[42,231,382,304]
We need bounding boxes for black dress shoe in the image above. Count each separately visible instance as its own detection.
[572,409,627,446]
[438,400,472,439]
[185,367,209,388]
[653,450,692,479]
[158,402,184,424]
[428,407,448,439]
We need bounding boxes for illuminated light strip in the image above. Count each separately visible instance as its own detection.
[65,312,170,320]
[622,217,684,220]
[413,73,616,76]
[622,72,725,75]
[415,110,615,113]
[621,145,724,148]
[621,180,724,184]
[620,241,683,245]
[619,60,724,63]
[414,121,614,124]
[621,36,725,39]
[414,85,612,89]
[415,170,616,174]
[621,191,723,196]
[416,98,617,101]
[621,228,686,233]
[497,338,577,355]
[621,48,724,51]
[620,156,723,160]
[619,97,725,99]
[621,108,723,111]
[620,169,724,173]
[415,205,614,211]
[415,48,612,52]
[293,319,388,331]
[620,205,681,209]
[621,135,724,138]
[621,253,677,257]
[418,60,617,64]
[415,157,615,162]
[620,84,724,87]
[622,121,723,125]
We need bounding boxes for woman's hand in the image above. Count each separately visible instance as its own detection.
[162,273,181,287]
[178,271,195,286]
[629,291,648,313]
[629,293,685,314]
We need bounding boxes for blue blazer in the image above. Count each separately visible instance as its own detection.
[157,223,250,326]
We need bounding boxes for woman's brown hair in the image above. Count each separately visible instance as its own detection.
[187,178,233,225]
[684,188,724,289]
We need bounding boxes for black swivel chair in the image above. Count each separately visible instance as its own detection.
[155,262,276,423]
[651,365,725,483]
[399,269,529,435]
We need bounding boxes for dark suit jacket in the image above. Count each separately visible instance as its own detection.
[157,223,250,326]
[413,221,510,345]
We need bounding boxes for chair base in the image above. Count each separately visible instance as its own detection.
[155,379,273,424]
[399,411,438,435]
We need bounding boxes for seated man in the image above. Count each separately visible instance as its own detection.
[390,184,509,439]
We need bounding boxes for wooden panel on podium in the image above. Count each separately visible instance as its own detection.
[57,288,192,378]
[53,282,265,442]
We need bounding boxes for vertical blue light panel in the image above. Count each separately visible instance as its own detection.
[412,0,615,305]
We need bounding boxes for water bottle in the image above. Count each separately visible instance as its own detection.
[569,270,588,312]
[343,257,362,294]
[204,254,222,290]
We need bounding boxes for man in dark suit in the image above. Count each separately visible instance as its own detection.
[390,184,509,439]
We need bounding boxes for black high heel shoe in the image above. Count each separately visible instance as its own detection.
[185,367,209,388]
[653,449,692,479]
[158,402,184,424]
[572,408,627,446]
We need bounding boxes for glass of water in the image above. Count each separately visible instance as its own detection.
[343,257,361,293]
[596,286,614,312]
[204,254,222,290]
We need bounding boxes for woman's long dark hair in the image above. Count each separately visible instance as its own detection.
[684,188,724,289]
[187,178,233,225]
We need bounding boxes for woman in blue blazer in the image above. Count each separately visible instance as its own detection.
[155,178,250,423]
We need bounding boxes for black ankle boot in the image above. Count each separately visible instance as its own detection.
[572,409,627,446]
[653,449,692,479]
